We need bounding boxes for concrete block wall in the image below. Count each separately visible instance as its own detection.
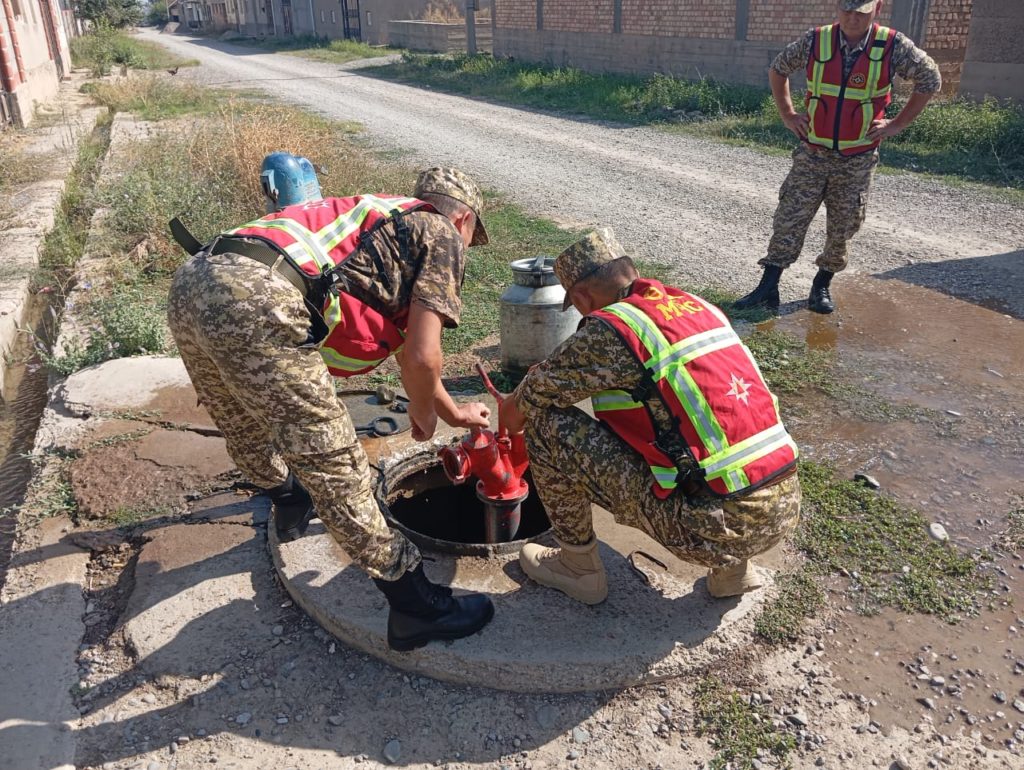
[959,0,1024,101]
[494,0,979,97]
[495,28,780,84]
[389,19,493,52]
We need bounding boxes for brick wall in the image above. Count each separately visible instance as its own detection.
[622,0,735,39]
[745,1,835,42]
[925,0,973,91]
[544,0,615,33]
[496,0,536,30]
[493,0,985,97]
[746,1,893,42]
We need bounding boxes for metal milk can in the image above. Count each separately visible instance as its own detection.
[499,255,582,374]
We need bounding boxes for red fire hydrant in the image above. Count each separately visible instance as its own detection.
[438,364,530,542]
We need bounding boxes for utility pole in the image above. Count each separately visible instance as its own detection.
[465,0,477,56]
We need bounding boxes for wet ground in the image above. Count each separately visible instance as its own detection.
[0,290,53,589]
[774,275,1023,752]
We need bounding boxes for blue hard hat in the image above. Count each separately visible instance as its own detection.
[260,152,323,212]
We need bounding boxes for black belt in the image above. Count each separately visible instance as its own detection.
[209,236,314,300]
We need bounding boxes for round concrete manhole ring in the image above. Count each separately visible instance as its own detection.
[376,450,552,557]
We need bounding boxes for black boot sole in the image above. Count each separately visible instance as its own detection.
[807,299,835,314]
[386,601,495,652]
[733,290,780,313]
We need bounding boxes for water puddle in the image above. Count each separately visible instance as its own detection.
[771,276,1023,750]
[773,276,1022,544]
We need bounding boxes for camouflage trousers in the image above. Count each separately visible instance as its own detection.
[524,406,801,568]
[167,249,420,581]
[760,143,879,273]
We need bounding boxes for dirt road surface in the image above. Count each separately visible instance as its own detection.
[137,30,1023,317]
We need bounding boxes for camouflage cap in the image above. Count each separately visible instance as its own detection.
[840,0,878,12]
[414,167,489,246]
[554,227,628,311]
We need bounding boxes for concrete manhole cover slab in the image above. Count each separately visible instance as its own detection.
[270,519,772,693]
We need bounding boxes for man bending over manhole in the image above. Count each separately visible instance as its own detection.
[168,155,494,650]
[499,229,802,604]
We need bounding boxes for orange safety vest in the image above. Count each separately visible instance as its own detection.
[805,23,895,156]
[590,279,798,499]
[226,195,437,377]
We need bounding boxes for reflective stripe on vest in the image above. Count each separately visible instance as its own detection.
[594,281,798,497]
[806,24,894,155]
[225,195,429,378]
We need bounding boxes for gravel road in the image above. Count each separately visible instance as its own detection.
[139,31,1024,312]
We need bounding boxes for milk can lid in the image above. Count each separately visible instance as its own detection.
[510,255,555,274]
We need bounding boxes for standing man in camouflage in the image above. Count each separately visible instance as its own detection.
[734,0,941,314]
[168,161,495,651]
[499,228,802,604]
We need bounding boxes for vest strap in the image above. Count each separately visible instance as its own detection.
[211,235,318,300]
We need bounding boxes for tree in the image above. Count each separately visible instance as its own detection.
[77,0,144,28]
[146,0,169,26]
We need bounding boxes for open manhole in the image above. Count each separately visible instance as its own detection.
[377,451,551,556]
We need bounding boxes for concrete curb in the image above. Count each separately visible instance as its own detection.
[0,112,165,770]
[0,75,104,398]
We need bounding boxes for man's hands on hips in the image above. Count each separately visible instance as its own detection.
[867,117,901,142]
[781,110,810,140]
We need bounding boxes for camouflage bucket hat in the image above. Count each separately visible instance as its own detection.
[414,167,489,246]
[840,0,877,12]
[554,227,628,311]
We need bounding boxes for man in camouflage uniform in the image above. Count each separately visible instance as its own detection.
[499,229,801,604]
[735,0,941,314]
[167,166,495,651]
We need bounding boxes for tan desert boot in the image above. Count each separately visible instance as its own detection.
[707,560,764,598]
[519,537,608,605]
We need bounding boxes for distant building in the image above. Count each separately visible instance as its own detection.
[0,0,75,127]
[166,0,443,44]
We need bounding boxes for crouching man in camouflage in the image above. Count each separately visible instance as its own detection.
[499,229,802,604]
[168,159,494,650]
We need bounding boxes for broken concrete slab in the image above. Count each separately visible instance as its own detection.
[121,504,279,678]
[70,427,234,520]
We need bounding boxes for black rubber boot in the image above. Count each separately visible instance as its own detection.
[808,269,835,314]
[733,265,783,312]
[373,563,495,652]
[265,473,315,542]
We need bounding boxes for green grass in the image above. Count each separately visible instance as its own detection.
[71,28,197,77]
[754,567,825,645]
[40,113,112,272]
[367,53,1024,190]
[694,677,795,769]
[44,285,171,376]
[796,462,991,621]
[235,34,394,64]
[83,76,222,120]
[109,505,168,527]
